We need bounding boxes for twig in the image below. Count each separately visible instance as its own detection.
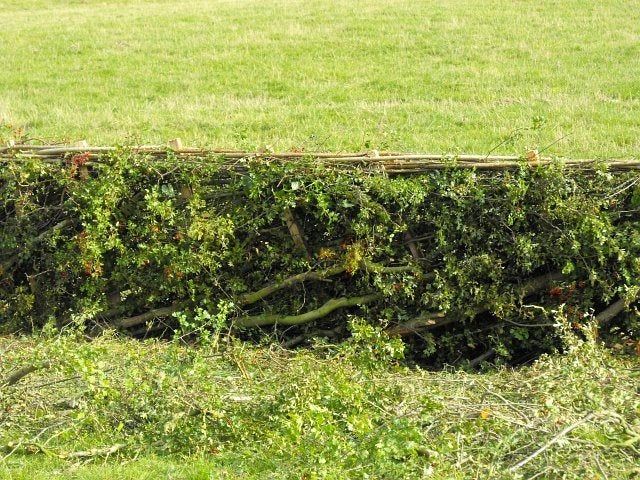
[62,443,126,459]
[509,412,595,471]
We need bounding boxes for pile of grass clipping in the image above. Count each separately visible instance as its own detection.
[1,334,639,478]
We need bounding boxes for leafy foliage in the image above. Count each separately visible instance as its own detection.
[1,153,639,364]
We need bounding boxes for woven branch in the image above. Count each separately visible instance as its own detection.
[3,144,639,173]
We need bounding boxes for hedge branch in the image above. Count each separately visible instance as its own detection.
[234,293,382,328]
[113,305,181,329]
[596,291,639,326]
[1,219,72,275]
[388,271,564,336]
[108,265,348,327]
[110,260,419,329]
[237,265,347,306]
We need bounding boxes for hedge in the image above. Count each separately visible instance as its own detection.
[1,151,639,365]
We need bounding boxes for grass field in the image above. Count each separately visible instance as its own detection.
[1,0,639,157]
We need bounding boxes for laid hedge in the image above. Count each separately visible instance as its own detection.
[1,153,639,365]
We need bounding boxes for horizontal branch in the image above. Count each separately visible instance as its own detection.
[387,271,564,337]
[264,259,417,306]
[596,291,639,326]
[234,293,382,328]
[107,259,419,331]
[110,268,555,334]
[113,304,181,329]
[237,265,346,306]
[104,258,418,329]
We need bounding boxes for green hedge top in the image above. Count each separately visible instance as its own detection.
[1,153,639,365]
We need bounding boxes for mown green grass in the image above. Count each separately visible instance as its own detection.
[1,0,639,157]
[1,335,639,479]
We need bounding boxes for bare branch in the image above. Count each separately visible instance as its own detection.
[114,305,181,329]
[2,361,51,387]
[596,292,639,326]
[388,272,564,337]
[235,293,382,328]
[1,219,73,275]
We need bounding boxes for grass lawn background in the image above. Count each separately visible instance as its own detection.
[1,0,639,156]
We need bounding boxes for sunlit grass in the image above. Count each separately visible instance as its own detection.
[1,0,639,156]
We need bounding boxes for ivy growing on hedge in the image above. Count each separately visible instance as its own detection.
[1,153,638,365]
